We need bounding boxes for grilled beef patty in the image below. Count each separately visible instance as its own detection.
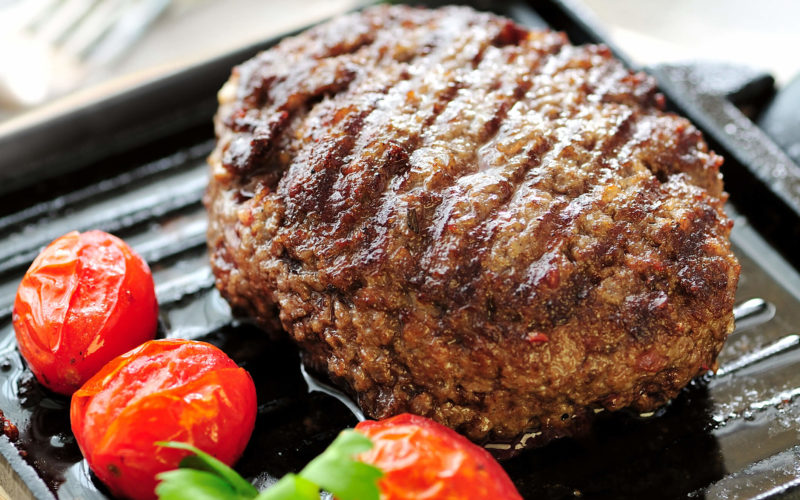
[206,5,740,442]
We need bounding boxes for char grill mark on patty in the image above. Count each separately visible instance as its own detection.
[279,11,541,283]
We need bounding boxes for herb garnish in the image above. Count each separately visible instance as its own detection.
[155,430,383,500]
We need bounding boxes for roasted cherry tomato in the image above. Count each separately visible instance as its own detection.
[13,230,158,395]
[71,339,257,500]
[356,414,522,500]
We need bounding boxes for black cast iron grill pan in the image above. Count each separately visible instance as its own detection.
[1,1,800,499]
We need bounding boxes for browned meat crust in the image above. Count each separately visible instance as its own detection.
[205,5,740,442]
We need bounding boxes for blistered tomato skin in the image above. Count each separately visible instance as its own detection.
[356,414,522,500]
[12,230,158,395]
[70,339,257,500]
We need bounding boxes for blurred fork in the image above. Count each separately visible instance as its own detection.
[0,0,170,108]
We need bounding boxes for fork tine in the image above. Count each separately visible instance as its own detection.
[22,0,63,32]
[84,0,169,67]
[61,0,126,59]
[37,0,98,46]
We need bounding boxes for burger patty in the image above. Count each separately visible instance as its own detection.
[205,5,740,442]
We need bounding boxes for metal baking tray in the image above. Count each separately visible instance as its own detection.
[2,1,800,498]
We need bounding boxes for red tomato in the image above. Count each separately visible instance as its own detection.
[356,414,522,500]
[13,230,158,395]
[70,339,257,500]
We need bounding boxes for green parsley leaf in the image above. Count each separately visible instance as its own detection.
[255,474,319,500]
[156,442,258,498]
[155,429,383,500]
[300,430,383,500]
[155,469,251,500]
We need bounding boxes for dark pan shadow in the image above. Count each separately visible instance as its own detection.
[503,380,725,499]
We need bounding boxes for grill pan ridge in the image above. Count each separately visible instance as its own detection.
[2,1,800,499]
